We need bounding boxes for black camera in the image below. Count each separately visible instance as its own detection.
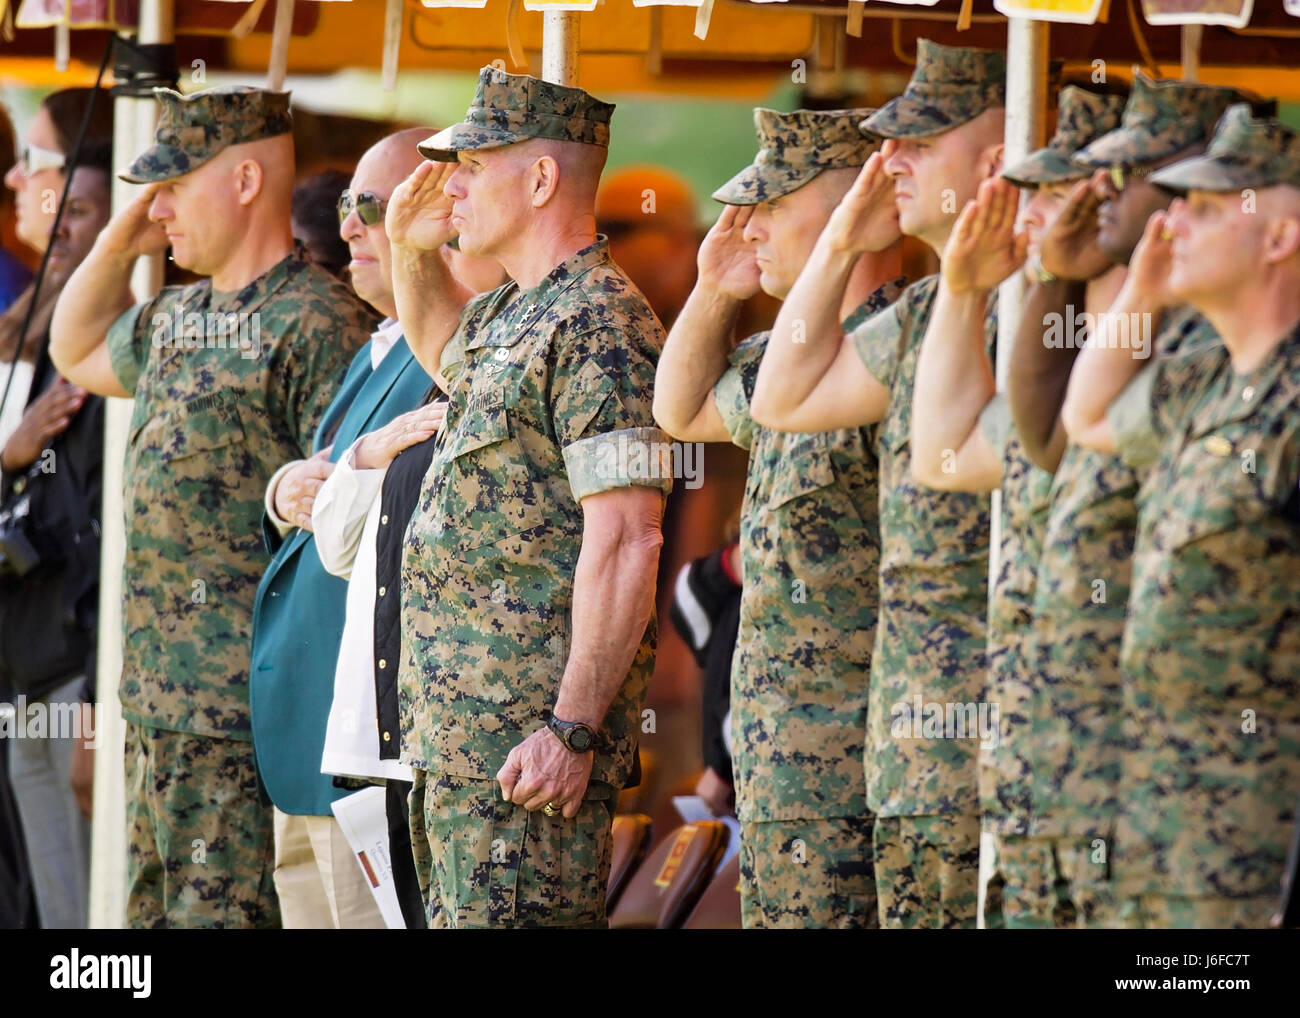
[0,494,42,579]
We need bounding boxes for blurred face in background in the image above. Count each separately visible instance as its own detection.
[4,106,66,253]
[45,166,111,279]
[1018,180,1073,278]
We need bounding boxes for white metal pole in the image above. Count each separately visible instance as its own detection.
[541,11,579,86]
[979,14,1048,931]
[88,0,172,930]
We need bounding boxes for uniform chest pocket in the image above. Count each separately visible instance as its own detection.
[1159,425,1268,552]
[449,398,512,461]
[765,440,836,511]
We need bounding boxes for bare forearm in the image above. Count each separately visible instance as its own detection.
[392,245,471,390]
[49,240,135,395]
[912,282,995,485]
[752,235,858,422]
[1061,284,1162,448]
[553,505,663,727]
[1008,279,1085,472]
[654,286,741,440]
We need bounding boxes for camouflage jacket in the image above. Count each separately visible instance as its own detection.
[849,274,995,818]
[713,277,905,823]
[1108,318,1300,899]
[107,244,374,738]
[976,396,1055,836]
[1025,308,1209,840]
[400,238,669,794]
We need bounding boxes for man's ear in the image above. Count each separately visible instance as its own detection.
[981,142,1005,180]
[529,155,561,209]
[233,159,265,207]
[1263,212,1300,266]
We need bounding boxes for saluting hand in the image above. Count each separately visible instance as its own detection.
[386,161,458,252]
[352,401,447,470]
[1039,179,1111,281]
[822,151,898,256]
[697,204,762,301]
[942,176,1029,294]
[1124,209,1177,313]
[97,183,169,260]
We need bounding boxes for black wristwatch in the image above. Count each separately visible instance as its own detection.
[547,714,596,753]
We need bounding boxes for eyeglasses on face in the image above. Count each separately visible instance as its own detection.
[20,144,65,176]
[1108,163,1157,191]
[337,189,388,227]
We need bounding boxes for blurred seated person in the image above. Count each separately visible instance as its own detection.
[293,168,352,280]
[670,537,742,817]
[596,165,699,329]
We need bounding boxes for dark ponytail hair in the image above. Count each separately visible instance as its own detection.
[40,87,114,155]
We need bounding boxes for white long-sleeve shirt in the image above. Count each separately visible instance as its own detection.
[312,358,415,784]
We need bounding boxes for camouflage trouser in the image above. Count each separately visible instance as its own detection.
[873,813,980,928]
[739,815,877,929]
[982,831,1132,929]
[408,769,615,929]
[1117,894,1278,930]
[123,720,279,928]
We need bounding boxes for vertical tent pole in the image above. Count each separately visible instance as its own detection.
[541,10,579,86]
[979,13,1048,929]
[89,0,173,929]
[267,0,295,92]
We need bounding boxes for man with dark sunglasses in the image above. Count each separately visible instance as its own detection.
[251,128,446,928]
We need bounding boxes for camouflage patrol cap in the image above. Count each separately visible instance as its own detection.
[120,85,292,184]
[712,108,879,206]
[1002,87,1126,188]
[860,39,1006,140]
[1073,71,1248,169]
[417,67,614,161]
[1149,104,1300,195]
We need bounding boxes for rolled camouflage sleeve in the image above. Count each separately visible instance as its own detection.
[978,393,1013,461]
[106,297,161,395]
[712,333,766,452]
[1108,364,1163,471]
[553,326,671,502]
[849,296,906,390]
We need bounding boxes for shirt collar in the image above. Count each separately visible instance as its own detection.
[505,236,611,322]
[208,241,311,316]
[371,317,403,369]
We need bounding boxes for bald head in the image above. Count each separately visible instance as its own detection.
[355,128,432,198]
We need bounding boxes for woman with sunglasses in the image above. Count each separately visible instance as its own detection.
[0,87,113,931]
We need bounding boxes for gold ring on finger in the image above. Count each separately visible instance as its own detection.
[542,801,561,817]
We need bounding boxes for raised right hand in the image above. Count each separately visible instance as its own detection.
[352,400,448,471]
[386,161,458,252]
[97,184,169,260]
[696,204,762,301]
[822,151,897,256]
[1039,179,1112,282]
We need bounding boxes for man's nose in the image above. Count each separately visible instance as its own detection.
[741,207,766,244]
[444,167,467,200]
[339,208,362,243]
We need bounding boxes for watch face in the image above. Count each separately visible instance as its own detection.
[568,726,594,752]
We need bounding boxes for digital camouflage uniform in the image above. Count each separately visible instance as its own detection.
[1102,107,1300,929]
[981,87,1123,930]
[401,69,670,929]
[109,86,374,927]
[1012,78,1248,930]
[850,40,1005,930]
[707,107,901,930]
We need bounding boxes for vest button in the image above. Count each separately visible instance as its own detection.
[382,732,391,742]
[381,514,389,525]
[378,586,386,597]
[379,659,387,669]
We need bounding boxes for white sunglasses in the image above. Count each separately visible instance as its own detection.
[20,144,66,176]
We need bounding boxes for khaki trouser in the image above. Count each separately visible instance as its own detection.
[272,807,387,929]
